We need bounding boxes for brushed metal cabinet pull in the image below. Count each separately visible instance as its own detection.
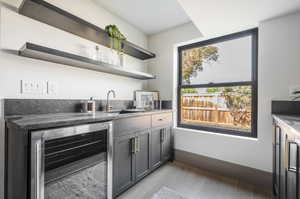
[131,138,136,154]
[136,137,140,153]
[160,129,164,143]
[139,137,141,152]
[288,141,299,173]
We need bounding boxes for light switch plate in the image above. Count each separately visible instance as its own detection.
[47,81,58,94]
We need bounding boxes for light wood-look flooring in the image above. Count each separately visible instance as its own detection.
[117,162,271,199]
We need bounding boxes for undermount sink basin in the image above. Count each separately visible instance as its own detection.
[104,109,146,114]
[119,109,146,114]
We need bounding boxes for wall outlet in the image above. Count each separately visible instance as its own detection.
[21,80,46,94]
[47,81,58,94]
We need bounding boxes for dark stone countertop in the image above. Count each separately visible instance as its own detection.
[272,114,300,135]
[5,109,173,130]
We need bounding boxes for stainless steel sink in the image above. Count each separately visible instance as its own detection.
[119,109,146,114]
[105,109,146,114]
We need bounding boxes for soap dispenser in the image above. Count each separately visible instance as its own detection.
[81,97,96,113]
[87,97,96,113]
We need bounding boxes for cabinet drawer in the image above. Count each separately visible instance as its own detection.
[152,113,172,128]
[113,116,151,137]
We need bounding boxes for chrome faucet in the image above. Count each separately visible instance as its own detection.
[106,90,116,112]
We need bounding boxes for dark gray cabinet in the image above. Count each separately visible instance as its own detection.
[273,125,281,198]
[135,131,151,181]
[151,126,172,169]
[113,113,173,197]
[285,137,299,199]
[273,121,300,199]
[113,130,151,196]
[113,133,136,195]
[151,128,163,169]
[162,127,172,161]
[280,130,286,199]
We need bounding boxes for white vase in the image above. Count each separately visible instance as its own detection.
[119,54,124,67]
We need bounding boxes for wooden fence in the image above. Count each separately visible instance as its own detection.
[181,95,251,129]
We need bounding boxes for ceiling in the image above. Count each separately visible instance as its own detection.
[0,0,23,8]
[2,0,300,38]
[94,0,191,35]
[178,0,300,38]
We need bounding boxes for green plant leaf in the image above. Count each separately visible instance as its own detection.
[105,24,127,54]
[293,91,300,94]
[292,95,300,101]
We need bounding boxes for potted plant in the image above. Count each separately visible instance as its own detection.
[105,25,126,66]
[105,24,126,53]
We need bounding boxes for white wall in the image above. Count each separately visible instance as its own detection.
[0,7,148,98]
[177,0,300,38]
[160,11,300,172]
[0,1,149,198]
[148,23,202,100]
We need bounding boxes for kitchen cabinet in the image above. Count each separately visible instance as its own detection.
[113,130,151,196]
[280,128,286,199]
[151,126,172,169]
[273,125,281,198]
[273,119,300,199]
[151,128,163,169]
[113,113,173,197]
[162,127,172,161]
[135,130,151,181]
[113,133,136,195]
[3,97,173,199]
[286,139,299,199]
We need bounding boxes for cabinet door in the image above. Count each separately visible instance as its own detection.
[280,130,287,199]
[151,128,163,169]
[113,134,136,196]
[162,127,172,161]
[286,139,299,199]
[135,130,151,181]
[295,140,300,199]
[273,125,281,198]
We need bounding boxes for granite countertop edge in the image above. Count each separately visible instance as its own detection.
[272,114,300,135]
[5,109,174,131]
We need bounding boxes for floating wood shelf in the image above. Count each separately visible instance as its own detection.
[19,0,156,60]
[19,43,156,80]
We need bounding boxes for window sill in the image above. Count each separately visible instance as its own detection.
[174,126,258,141]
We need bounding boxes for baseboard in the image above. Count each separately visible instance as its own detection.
[175,149,272,190]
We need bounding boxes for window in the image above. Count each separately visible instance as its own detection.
[177,29,258,137]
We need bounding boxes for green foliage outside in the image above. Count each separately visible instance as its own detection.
[222,86,252,127]
[205,86,251,110]
[182,88,198,94]
[206,87,221,93]
[182,46,219,84]
[222,86,251,109]
[206,86,252,127]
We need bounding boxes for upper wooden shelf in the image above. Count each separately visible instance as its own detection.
[19,0,156,60]
[19,42,156,80]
